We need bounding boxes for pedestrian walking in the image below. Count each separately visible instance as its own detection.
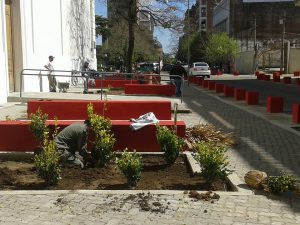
[170,61,187,97]
[44,55,57,92]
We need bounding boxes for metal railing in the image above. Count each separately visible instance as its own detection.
[19,69,184,102]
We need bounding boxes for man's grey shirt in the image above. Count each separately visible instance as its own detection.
[55,122,88,156]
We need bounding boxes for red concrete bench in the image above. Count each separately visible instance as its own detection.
[267,96,284,113]
[292,104,300,124]
[0,120,186,152]
[215,83,224,93]
[234,89,246,101]
[224,86,234,97]
[27,100,172,120]
[283,77,291,84]
[246,91,259,105]
[124,84,175,96]
[89,79,138,89]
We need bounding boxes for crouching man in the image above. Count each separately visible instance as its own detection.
[54,120,93,168]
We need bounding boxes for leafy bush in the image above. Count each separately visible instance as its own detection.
[29,108,49,143]
[268,172,296,194]
[87,103,116,167]
[156,126,184,165]
[117,150,142,187]
[34,123,61,185]
[194,141,231,184]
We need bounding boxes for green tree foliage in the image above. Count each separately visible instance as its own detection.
[95,15,110,38]
[205,33,239,66]
[177,31,207,63]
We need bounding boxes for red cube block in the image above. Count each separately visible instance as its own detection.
[234,89,246,101]
[224,86,234,97]
[292,104,300,123]
[203,80,209,88]
[273,75,281,82]
[215,83,224,93]
[294,71,300,77]
[283,77,291,84]
[246,91,259,105]
[208,82,216,90]
[264,75,270,81]
[267,96,284,113]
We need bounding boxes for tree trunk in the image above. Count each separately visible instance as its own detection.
[126,0,137,73]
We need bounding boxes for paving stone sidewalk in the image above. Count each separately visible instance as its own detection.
[0,80,299,225]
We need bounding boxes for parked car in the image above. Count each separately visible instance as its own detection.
[161,64,173,73]
[189,62,211,78]
[139,62,159,74]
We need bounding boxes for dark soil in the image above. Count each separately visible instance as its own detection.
[0,155,228,191]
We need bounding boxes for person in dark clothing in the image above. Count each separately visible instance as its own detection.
[54,120,92,168]
[169,62,187,97]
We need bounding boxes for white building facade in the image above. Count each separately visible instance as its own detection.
[0,0,96,104]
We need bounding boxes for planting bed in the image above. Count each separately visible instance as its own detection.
[0,154,229,191]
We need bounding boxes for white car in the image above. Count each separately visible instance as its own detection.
[189,62,211,78]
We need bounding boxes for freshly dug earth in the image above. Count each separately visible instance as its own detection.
[0,155,228,191]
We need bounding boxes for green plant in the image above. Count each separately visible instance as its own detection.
[156,126,184,165]
[34,121,60,185]
[268,172,296,194]
[194,141,231,184]
[29,108,49,143]
[87,103,116,167]
[117,150,142,187]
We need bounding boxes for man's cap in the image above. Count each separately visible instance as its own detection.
[49,55,55,58]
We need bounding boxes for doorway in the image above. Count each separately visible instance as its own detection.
[5,1,15,92]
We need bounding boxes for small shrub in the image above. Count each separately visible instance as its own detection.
[117,150,142,187]
[156,125,184,165]
[29,108,49,143]
[87,103,116,167]
[34,123,60,185]
[194,141,231,184]
[268,172,296,194]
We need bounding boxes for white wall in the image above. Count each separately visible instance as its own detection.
[0,1,9,104]
[289,48,300,73]
[213,0,230,34]
[235,51,255,75]
[20,0,96,92]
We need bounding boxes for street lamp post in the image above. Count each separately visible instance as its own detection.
[280,11,286,74]
[187,0,190,86]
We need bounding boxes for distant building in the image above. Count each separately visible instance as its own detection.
[0,0,96,104]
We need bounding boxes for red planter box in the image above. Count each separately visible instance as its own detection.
[273,75,281,82]
[215,83,224,93]
[233,71,240,76]
[234,89,246,101]
[208,81,216,90]
[263,75,270,81]
[294,71,300,77]
[292,104,300,124]
[246,91,259,105]
[224,86,234,97]
[283,77,291,84]
[124,84,175,96]
[0,120,186,152]
[267,96,284,113]
[28,100,172,120]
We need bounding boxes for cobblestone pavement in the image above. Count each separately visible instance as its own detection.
[0,191,299,225]
[0,77,300,224]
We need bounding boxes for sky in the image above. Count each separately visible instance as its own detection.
[95,0,196,54]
